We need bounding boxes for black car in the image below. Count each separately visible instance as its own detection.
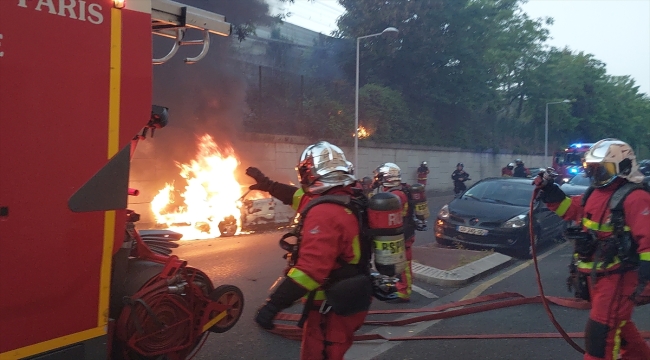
[560,173,591,196]
[639,159,650,176]
[526,167,544,178]
[435,177,565,258]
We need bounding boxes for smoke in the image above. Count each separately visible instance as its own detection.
[132,0,280,194]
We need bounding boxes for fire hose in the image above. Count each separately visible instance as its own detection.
[266,185,649,347]
[529,186,585,354]
[269,291,649,342]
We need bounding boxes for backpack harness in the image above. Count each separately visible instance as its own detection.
[278,189,376,327]
[566,181,649,299]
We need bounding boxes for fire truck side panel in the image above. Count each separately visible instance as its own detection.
[0,1,152,358]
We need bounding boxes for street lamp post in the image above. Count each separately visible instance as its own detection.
[545,99,572,161]
[355,27,399,170]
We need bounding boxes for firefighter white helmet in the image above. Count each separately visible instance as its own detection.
[374,162,402,188]
[297,141,356,194]
[346,160,355,175]
[583,138,644,187]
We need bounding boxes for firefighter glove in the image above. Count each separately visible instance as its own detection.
[538,183,567,204]
[246,167,273,192]
[631,260,650,306]
[255,277,308,329]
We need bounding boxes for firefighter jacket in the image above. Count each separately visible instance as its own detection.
[417,166,429,181]
[270,184,362,301]
[547,178,650,274]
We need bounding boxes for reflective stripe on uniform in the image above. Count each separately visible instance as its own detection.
[555,197,572,217]
[612,320,627,359]
[576,257,621,271]
[640,252,650,261]
[292,188,305,211]
[287,268,320,291]
[350,235,360,264]
[581,218,631,232]
[313,290,326,301]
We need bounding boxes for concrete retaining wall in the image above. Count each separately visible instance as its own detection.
[128,136,550,225]
[243,141,550,191]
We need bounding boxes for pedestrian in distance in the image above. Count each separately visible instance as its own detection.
[451,163,470,196]
[534,139,650,360]
[417,161,430,187]
[248,141,370,360]
[361,176,374,198]
[512,159,530,178]
[373,162,417,302]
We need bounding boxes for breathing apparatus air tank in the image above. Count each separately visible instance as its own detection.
[409,183,430,220]
[367,192,406,276]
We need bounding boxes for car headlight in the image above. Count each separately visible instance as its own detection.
[438,204,449,219]
[502,214,527,228]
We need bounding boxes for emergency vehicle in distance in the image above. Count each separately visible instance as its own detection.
[0,1,244,359]
[552,143,595,183]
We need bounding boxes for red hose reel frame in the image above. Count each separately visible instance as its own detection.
[115,224,232,358]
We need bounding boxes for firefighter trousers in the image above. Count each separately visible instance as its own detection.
[300,309,368,360]
[396,239,414,300]
[584,270,650,360]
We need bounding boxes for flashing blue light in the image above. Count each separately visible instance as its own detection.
[575,143,582,147]
[569,168,578,174]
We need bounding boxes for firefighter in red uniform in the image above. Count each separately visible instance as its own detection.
[373,162,416,302]
[502,163,514,177]
[417,161,430,187]
[535,139,650,360]
[248,141,369,360]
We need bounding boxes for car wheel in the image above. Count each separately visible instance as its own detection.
[435,236,452,247]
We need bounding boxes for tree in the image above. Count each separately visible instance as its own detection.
[358,84,410,143]
[335,0,553,147]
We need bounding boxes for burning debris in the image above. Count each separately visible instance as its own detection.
[354,125,371,139]
[151,134,265,240]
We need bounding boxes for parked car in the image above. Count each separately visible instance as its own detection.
[526,167,544,178]
[639,159,650,176]
[560,173,591,196]
[434,177,565,258]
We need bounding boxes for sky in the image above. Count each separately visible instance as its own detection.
[270,0,650,96]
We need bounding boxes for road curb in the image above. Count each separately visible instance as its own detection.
[412,252,515,287]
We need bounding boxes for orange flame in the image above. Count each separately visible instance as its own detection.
[150,134,247,240]
[354,125,371,139]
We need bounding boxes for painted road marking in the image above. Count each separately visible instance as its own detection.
[461,241,570,301]
[412,284,439,299]
[346,242,571,360]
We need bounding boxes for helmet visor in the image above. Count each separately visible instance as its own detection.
[583,162,617,186]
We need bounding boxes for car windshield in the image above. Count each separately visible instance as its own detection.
[569,174,591,186]
[640,161,650,176]
[564,152,584,165]
[462,181,533,207]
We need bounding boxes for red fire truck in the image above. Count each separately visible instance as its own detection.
[0,1,243,359]
[552,143,595,183]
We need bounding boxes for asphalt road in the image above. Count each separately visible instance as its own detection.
[169,195,650,360]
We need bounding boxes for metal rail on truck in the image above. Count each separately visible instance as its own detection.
[151,0,232,64]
